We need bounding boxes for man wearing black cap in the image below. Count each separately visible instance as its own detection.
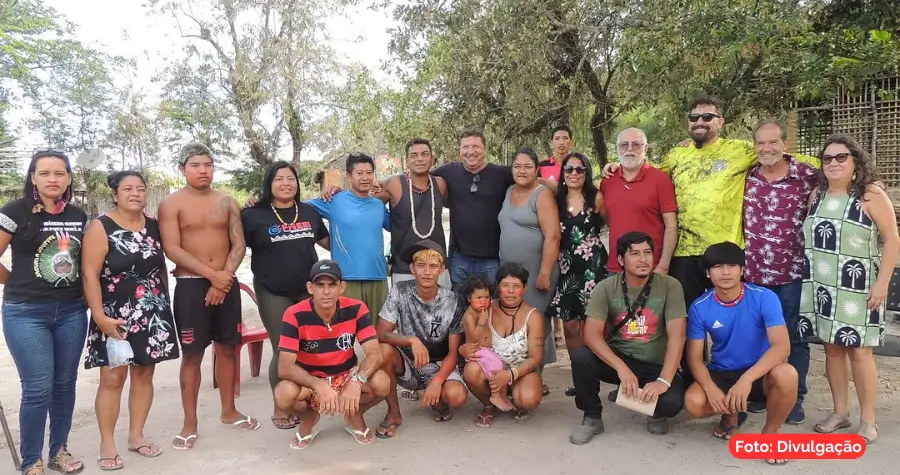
[683,242,797,466]
[274,259,390,449]
[376,239,468,438]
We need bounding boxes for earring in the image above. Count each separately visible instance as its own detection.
[32,187,39,201]
[852,172,857,180]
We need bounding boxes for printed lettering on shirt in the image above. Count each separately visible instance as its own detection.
[268,221,315,243]
[616,307,658,342]
[35,220,84,286]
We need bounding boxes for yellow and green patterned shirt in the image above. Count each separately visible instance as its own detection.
[658,139,817,257]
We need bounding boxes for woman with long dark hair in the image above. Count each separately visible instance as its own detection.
[82,171,179,470]
[800,134,899,444]
[547,152,609,397]
[0,149,89,475]
[240,160,330,429]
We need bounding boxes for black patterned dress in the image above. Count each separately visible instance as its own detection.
[84,215,179,368]
[547,208,609,322]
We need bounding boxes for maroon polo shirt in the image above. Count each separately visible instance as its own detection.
[600,162,678,272]
[538,156,562,182]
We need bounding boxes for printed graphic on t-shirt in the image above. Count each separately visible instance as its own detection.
[268,221,316,243]
[35,221,84,286]
[614,307,659,342]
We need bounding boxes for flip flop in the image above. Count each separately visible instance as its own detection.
[344,426,374,445]
[97,455,123,471]
[514,410,531,422]
[289,430,319,450]
[127,444,162,458]
[171,434,197,451]
[375,421,402,439]
[223,415,260,431]
[474,413,494,428]
[271,416,300,430]
[713,412,748,440]
[766,458,789,466]
[432,406,453,422]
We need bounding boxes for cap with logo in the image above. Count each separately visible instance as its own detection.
[309,259,343,282]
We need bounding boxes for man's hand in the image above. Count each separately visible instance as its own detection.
[205,287,227,306]
[243,196,258,209]
[616,367,640,398]
[369,182,383,195]
[315,381,341,416]
[601,162,620,179]
[536,271,551,291]
[340,380,362,416]
[488,369,512,392]
[653,263,669,275]
[640,380,669,403]
[725,379,752,413]
[410,337,430,368]
[460,342,480,361]
[703,384,730,414]
[209,270,235,292]
[420,378,444,408]
[321,185,342,201]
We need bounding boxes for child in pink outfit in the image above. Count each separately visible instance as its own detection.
[460,278,514,412]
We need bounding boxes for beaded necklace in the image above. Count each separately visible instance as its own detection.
[407,172,435,239]
[271,201,299,225]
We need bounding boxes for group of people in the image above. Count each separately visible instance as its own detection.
[0,93,896,474]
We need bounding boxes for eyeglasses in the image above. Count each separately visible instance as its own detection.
[469,174,481,193]
[617,142,645,150]
[33,147,68,156]
[563,165,586,175]
[688,113,721,123]
[822,153,852,165]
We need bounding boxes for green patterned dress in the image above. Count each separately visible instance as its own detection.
[800,191,884,347]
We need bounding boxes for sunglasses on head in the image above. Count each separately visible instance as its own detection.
[822,153,851,165]
[688,113,721,123]
[33,147,68,156]
[563,165,586,175]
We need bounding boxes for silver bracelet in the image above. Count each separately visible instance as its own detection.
[656,377,671,388]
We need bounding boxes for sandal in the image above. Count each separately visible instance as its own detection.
[713,412,747,440]
[127,443,162,458]
[96,455,123,472]
[765,458,789,466]
[432,404,453,422]
[474,410,494,428]
[171,434,197,451]
[514,410,531,422]
[814,413,851,434]
[47,450,84,474]
[375,421,402,439]
[222,415,260,431]
[857,422,879,445]
[344,426,374,445]
[289,430,319,450]
[271,415,300,430]
[24,460,44,475]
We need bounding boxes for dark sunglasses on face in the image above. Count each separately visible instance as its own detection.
[564,165,586,175]
[688,113,721,123]
[469,174,481,193]
[822,153,851,165]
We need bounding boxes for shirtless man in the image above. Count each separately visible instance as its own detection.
[158,142,258,451]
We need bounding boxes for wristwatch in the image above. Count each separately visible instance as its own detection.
[353,373,368,385]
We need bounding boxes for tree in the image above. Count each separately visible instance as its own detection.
[105,84,163,170]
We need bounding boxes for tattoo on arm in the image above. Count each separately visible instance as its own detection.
[223,197,246,273]
[515,334,545,377]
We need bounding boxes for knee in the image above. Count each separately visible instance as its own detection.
[273,380,301,410]
[379,344,398,368]
[847,347,874,364]
[516,389,542,411]
[213,343,236,358]
[823,343,847,359]
[656,389,685,418]
[463,361,485,385]
[683,385,708,418]
[443,383,468,409]
[22,375,53,401]
[129,365,155,384]
[769,363,799,389]
[368,370,391,398]
[570,346,594,371]
[100,368,128,391]
[563,320,582,339]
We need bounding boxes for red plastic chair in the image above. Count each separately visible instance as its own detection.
[212,282,269,398]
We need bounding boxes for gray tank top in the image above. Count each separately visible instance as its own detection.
[498,184,545,266]
[390,175,446,274]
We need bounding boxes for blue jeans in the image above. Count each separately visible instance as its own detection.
[2,298,88,472]
[447,251,501,291]
[762,282,808,403]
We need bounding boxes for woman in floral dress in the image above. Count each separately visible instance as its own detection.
[82,171,179,470]
[547,153,609,396]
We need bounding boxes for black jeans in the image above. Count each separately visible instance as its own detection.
[253,278,308,389]
[572,346,684,419]
[670,255,711,387]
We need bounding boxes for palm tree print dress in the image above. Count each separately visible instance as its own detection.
[84,215,179,368]
[547,208,609,321]
[799,192,884,348]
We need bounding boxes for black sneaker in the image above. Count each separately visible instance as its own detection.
[570,416,605,445]
[747,401,767,413]
[786,403,805,425]
[647,416,669,435]
[565,387,576,397]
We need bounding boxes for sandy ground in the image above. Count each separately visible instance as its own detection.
[0,214,898,474]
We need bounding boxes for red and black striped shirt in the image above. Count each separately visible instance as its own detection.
[278,297,377,377]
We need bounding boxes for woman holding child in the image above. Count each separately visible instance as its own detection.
[460,264,545,428]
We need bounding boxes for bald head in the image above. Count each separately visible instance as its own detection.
[616,127,648,170]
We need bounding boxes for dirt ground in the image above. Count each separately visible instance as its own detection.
[0,219,898,474]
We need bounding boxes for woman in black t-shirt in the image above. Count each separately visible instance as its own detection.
[240,161,329,430]
[0,150,89,475]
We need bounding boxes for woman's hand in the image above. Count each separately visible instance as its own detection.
[98,315,127,339]
[460,342,480,361]
[868,281,888,310]
[536,270,551,291]
[488,369,512,392]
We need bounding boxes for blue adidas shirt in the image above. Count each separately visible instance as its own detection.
[307,192,390,281]
[687,283,785,372]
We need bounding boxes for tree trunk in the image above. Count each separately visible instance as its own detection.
[590,108,608,169]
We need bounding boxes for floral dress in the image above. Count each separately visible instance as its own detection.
[84,215,179,368]
[547,208,609,322]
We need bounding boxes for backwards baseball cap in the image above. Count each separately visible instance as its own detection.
[400,239,446,264]
[178,142,214,166]
[309,259,343,282]
[702,242,745,270]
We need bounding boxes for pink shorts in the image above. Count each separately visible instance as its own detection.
[475,348,505,377]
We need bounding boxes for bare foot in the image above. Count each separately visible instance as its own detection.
[127,435,162,458]
[474,406,494,428]
[490,391,515,412]
[221,413,260,430]
[290,412,321,450]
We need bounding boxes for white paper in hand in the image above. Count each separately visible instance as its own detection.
[614,385,658,417]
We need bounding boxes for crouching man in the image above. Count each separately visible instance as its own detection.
[684,242,798,466]
[273,260,390,449]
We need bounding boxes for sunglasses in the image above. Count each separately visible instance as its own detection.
[822,153,852,165]
[469,174,481,193]
[33,147,68,156]
[688,113,721,123]
[563,165,586,175]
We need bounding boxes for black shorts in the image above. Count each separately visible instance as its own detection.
[709,369,766,403]
[173,277,242,354]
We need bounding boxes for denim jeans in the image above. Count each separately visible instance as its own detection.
[762,281,808,403]
[2,298,88,472]
[447,251,501,291]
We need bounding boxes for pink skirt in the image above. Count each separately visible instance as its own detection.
[475,347,505,377]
